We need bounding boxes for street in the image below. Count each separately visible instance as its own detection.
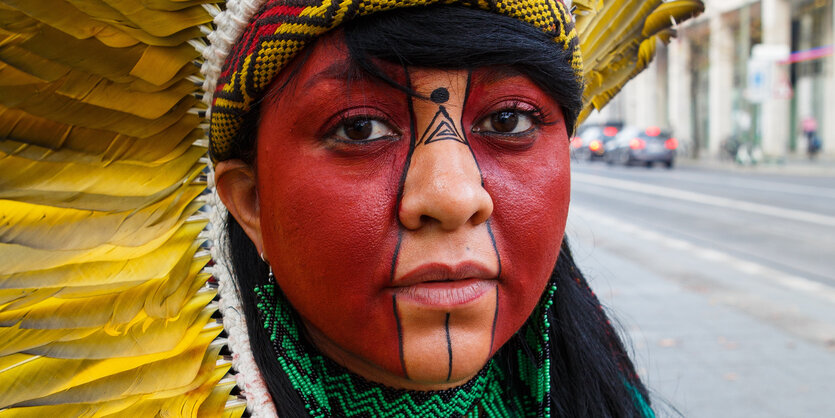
[567,161,835,417]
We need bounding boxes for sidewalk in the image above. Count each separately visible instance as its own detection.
[568,208,835,418]
[677,154,835,177]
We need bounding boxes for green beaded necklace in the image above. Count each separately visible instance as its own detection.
[253,282,558,417]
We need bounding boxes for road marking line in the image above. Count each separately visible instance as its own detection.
[665,172,835,199]
[665,238,693,250]
[569,207,835,304]
[697,248,730,262]
[573,173,835,227]
[735,261,766,275]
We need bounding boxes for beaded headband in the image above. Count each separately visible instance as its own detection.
[203,0,581,162]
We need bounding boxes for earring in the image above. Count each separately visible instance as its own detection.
[260,252,275,283]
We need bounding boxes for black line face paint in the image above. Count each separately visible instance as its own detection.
[445,312,453,382]
[389,230,403,284]
[461,70,503,353]
[486,220,502,352]
[490,286,499,352]
[393,295,408,379]
[391,66,417,376]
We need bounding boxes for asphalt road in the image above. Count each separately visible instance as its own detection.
[566,161,835,417]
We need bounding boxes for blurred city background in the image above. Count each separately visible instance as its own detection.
[570,0,835,416]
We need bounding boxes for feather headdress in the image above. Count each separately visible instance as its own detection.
[0,0,702,416]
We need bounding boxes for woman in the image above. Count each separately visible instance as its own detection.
[210,2,648,416]
[0,0,703,416]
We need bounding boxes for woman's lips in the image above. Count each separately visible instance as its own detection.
[392,278,496,307]
[390,262,498,307]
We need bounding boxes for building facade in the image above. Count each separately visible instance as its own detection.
[589,0,834,160]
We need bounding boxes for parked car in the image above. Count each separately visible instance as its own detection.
[604,126,678,168]
[571,122,623,161]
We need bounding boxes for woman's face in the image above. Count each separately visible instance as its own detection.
[226,33,570,389]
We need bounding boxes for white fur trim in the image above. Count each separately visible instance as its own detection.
[201,3,274,415]
[208,169,278,418]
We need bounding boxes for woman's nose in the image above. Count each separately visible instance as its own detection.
[398,139,494,231]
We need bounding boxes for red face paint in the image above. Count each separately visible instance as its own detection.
[254,33,570,389]
[255,34,410,378]
[463,70,571,352]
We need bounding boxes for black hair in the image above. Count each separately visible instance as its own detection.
[222,5,651,417]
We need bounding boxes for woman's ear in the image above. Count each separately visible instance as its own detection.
[214,159,264,254]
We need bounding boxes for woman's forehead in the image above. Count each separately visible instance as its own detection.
[271,32,538,100]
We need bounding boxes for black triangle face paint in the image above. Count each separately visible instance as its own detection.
[418,105,467,145]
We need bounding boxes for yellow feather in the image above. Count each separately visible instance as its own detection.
[0,0,141,47]
[0,188,203,251]
[223,404,248,418]
[0,172,205,212]
[0,84,197,138]
[145,259,212,319]
[0,19,200,87]
[577,0,705,122]
[580,0,661,67]
[39,332,222,407]
[0,289,33,305]
[0,146,205,197]
[143,0,224,12]
[0,395,142,417]
[0,43,73,83]
[144,355,230,401]
[86,359,233,417]
[0,247,208,329]
[643,0,707,38]
[0,19,142,82]
[198,378,246,418]
[97,0,212,38]
[0,1,225,415]
[0,109,201,164]
[0,326,97,357]
[0,226,204,289]
[0,219,207,276]
[52,280,149,299]
[0,62,46,85]
[28,293,215,358]
[0,327,220,408]
[3,0,215,47]
[571,0,603,35]
[0,288,59,312]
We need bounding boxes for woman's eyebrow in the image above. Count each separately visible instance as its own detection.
[303,59,354,88]
[473,67,526,85]
[303,58,393,89]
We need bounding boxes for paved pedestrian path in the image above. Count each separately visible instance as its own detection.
[568,212,835,418]
[677,154,835,177]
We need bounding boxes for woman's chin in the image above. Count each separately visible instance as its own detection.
[396,350,491,389]
[303,305,495,391]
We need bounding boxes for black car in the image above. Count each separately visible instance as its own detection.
[571,123,623,161]
[604,126,677,168]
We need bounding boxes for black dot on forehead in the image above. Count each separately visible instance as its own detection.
[430,87,449,104]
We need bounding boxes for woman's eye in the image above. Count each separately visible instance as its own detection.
[474,110,534,134]
[333,118,395,142]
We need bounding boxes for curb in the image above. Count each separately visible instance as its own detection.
[676,157,835,177]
